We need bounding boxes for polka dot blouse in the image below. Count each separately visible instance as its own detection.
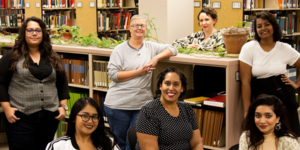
[135,98,199,150]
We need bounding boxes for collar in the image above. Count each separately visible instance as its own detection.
[127,40,144,51]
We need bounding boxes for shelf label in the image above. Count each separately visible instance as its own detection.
[77,2,83,8]
[232,2,241,9]
[90,2,95,7]
[212,2,221,9]
[35,2,40,8]
[25,2,30,8]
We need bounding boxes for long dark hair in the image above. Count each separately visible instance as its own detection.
[66,97,118,149]
[254,12,282,42]
[9,16,63,72]
[155,66,187,98]
[242,94,297,149]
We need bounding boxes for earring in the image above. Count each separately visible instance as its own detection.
[275,121,281,130]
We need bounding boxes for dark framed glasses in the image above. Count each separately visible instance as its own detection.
[77,114,100,123]
[25,28,42,35]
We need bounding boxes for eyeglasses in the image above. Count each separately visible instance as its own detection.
[130,24,147,29]
[77,114,100,123]
[26,28,42,35]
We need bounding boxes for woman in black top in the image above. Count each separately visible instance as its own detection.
[136,67,203,150]
[0,17,69,150]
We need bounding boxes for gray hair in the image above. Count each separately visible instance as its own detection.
[129,15,147,27]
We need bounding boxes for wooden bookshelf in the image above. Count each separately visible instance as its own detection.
[283,32,300,36]
[42,8,76,10]
[0,8,24,10]
[93,87,108,92]
[98,29,130,32]
[68,84,90,89]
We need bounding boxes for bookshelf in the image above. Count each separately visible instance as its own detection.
[96,0,138,40]
[0,36,243,149]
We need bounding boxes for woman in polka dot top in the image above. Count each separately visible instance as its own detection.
[135,67,203,150]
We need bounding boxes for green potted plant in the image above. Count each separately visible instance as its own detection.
[220,22,250,54]
[51,26,82,42]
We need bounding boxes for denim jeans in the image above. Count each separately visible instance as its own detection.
[4,110,60,150]
[104,105,140,150]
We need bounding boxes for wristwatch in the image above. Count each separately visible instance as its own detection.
[60,105,68,111]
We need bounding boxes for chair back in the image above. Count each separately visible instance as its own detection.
[127,125,137,150]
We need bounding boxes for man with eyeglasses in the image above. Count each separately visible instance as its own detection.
[104,15,178,150]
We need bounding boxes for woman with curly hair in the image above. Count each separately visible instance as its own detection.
[240,94,300,150]
[0,16,69,150]
[239,11,300,136]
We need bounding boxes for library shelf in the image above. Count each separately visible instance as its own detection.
[97,7,138,10]
[68,84,89,89]
[93,87,108,92]
[0,8,24,10]
[244,8,300,11]
[283,32,300,36]
[42,8,76,10]
[0,37,243,149]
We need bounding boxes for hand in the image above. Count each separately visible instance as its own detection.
[138,65,155,76]
[4,107,20,123]
[187,44,200,49]
[147,57,159,68]
[281,75,299,89]
[55,107,66,121]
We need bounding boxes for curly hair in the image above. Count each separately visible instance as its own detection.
[242,94,297,150]
[254,12,282,42]
[155,67,187,98]
[197,7,218,26]
[9,16,63,72]
[66,97,118,149]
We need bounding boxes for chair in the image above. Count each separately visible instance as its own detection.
[127,125,137,150]
[229,144,239,150]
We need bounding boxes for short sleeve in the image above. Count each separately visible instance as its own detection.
[183,103,199,130]
[239,42,254,67]
[135,106,160,136]
[285,44,300,66]
[239,131,249,150]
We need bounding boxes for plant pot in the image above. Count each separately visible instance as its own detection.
[62,32,73,42]
[221,27,250,54]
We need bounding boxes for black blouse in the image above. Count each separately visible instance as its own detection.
[0,50,70,102]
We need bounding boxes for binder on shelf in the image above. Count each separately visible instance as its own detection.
[184,96,209,105]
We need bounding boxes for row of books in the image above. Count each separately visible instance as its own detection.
[244,0,300,9]
[0,9,24,27]
[43,0,75,9]
[97,0,137,8]
[43,11,73,29]
[43,14,71,29]
[98,10,136,31]
[93,60,111,89]
[184,95,226,108]
[93,91,107,123]
[0,0,24,8]
[193,109,225,147]
[62,58,89,86]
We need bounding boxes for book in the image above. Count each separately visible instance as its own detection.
[203,95,226,108]
[184,96,209,104]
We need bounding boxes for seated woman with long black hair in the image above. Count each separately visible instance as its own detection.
[46,97,120,150]
[239,94,300,150]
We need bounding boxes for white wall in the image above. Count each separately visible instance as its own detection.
[139,0,193,44]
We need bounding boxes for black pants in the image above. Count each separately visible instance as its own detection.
[4,110,60,150]
[252,75,300,136]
